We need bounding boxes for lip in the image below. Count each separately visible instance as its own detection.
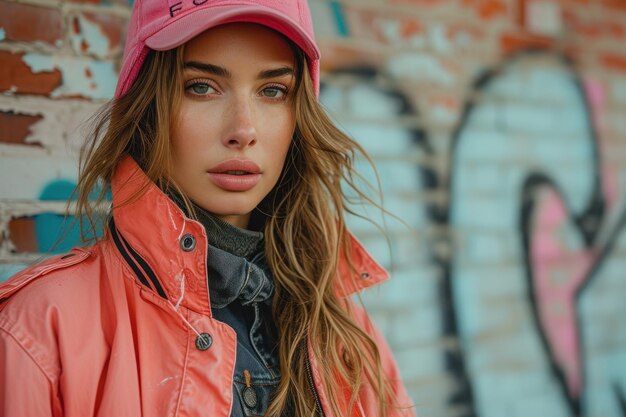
[208,159,261,174]
[207,159,262,192]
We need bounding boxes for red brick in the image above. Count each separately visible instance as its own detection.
[8,218,37,253]
[602,0,626,12]
[500,33,553,55]
[0,1,64,45]
[0,111,44,146]
[601,54,626,73]
[462,0,509,20]
[345,7,427,46]
[0,51,62,95]
[478,0,508,19]
[563,8,626,40]
[607,22,626,38]
[318,41,385,72]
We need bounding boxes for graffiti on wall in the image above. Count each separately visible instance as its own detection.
[314,6,626,416]
[318,41,626,417]
[447,49,626,417]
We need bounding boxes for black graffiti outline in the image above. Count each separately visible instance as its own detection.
[321,65,476,417]
[617,382,626,415]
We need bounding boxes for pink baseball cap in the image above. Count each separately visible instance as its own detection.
[115,0,321,98]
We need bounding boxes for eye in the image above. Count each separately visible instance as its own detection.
[185,79,218,97]
[261,84,288,99]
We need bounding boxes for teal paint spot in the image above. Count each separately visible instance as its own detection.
[330,1,349,37]
[0,264,28,282]
[35,180,81,253]
[0,28,6,41]
[35,180,110,254]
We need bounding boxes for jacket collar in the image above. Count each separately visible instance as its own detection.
[110,156,389,315]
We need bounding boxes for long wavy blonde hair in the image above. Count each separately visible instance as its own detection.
[76,39,400,417]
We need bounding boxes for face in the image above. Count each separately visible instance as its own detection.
[170,23,297,229]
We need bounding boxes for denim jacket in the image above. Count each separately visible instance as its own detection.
[198,210,280,417]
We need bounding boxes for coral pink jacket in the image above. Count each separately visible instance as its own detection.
[0,157,415,417]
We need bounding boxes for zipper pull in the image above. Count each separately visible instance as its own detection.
[242,370,258,408]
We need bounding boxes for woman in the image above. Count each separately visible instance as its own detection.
[0,1,415,416]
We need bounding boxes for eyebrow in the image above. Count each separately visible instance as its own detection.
[184,61,231,77]
[258,67,294,79]
[183,61,294,79]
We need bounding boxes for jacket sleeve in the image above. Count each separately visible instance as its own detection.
[352,301,417,417]
[0,328,61,417]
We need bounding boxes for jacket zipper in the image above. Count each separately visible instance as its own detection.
[303,337,327,417]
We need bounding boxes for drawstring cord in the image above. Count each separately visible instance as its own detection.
[166,272,202,338]
[173,271,185,310]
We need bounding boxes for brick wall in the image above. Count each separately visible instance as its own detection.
[2,1,626,416]
[0,0,127,269]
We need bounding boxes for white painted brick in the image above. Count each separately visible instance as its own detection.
[0,153,78,199]
[472,370,571,417]
[361,266,442,311]
[393,344,446,381]
[387,53,457,87]
[388,304,444,347]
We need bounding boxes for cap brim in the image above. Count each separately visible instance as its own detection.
[145,5,320,61]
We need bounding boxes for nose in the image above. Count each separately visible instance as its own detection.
[223,96,257,149]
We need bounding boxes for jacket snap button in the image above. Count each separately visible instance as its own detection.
[180,234,196,252]
[360,272,370,279]
[243,386,258,408]
[195,333,212,351]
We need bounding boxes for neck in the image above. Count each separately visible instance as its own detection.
[215,212,251,229]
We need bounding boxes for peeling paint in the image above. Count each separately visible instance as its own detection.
[70,15,111,58]
[21,53,116,99]
[3,86,17,96]
[376,18,426,48]
[0,95,102,150]
[0,28,5,42]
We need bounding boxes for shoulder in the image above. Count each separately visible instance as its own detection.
[0,246,105,379]
[0,247,97,309]
[0,243,117,334]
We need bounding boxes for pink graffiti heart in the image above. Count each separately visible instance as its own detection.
[529,188,596,398]
[528,77,622,400]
